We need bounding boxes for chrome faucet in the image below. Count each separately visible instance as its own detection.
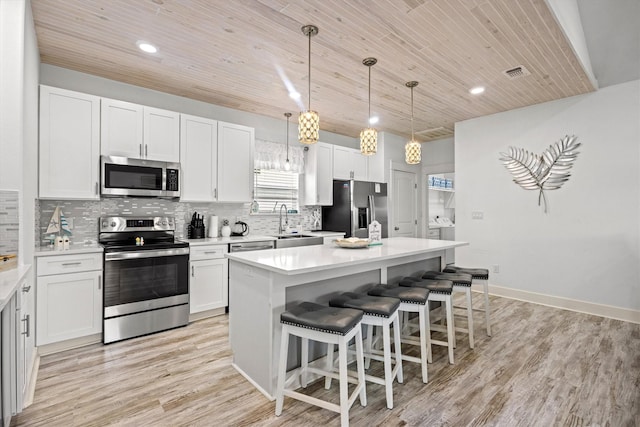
[279,203,288,235]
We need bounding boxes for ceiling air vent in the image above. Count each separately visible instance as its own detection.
[415,127,454,141]
[503,65,531,80]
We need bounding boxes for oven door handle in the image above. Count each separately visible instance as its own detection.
[105,247,189,261]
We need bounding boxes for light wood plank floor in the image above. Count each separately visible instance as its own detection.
[12,295,640,426]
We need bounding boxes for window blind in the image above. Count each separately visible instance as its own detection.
[254,169,299,214]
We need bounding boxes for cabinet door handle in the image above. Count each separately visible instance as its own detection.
[214,188,217,199]
[62,262,82,266]
[22,285,31,293]
[191,266,195,277]
[203,251,219,255]
[95,182,99,195]
[394,226,400,231]
[145,144,148,157]
[98,274,102,290]
[139,144,143,157]
[21,314,30,337]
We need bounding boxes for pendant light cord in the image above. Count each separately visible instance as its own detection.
[308,31,311,111]
[410,86,415,140]
[368,66,371,123]
[286,116,290,161]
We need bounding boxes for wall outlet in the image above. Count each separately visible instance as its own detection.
[472,211,484,220]
[492,264,500,273]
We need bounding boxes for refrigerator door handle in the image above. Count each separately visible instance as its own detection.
[368,195,376,222]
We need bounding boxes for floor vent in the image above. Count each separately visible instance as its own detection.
[415,127,454,141]
[503,65,531,80]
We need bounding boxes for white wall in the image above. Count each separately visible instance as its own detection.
[40,64,356,148]
[0,0,39,266]
[455,80,640,320]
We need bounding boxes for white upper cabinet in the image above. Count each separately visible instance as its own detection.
[217,121,254,202]
[143,107,181,161]
[101,98,180,162]
[333,145,368,181]
[39,85,101,199]
[180,114,218,202]
[302,142,333,205]
[100,98,143,159]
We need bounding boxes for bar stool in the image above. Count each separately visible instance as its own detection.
[443,265,492,336]
[399,277,455,364]
[367,285,431,383]
[422,271,474,349]
[328,292,402,409]
[275,302,366,427]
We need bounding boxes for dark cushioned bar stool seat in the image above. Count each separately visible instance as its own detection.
[275,302,366,426]
[423,271,475,350]
[367,285,431,382]
[443,265,492,336]
[328,293,402,409]
[399,277,455,364]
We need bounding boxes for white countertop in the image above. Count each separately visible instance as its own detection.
[428,224,455,229]
[34,243,104,257]
[183,235,276,246]
[226,237,467,275]
[0,264,32,311]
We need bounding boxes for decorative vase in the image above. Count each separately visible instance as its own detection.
[221,225,231,237]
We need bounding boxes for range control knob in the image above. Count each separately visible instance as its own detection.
[102,221,108,228]
[111,221,116,228]
[161,220,167,226]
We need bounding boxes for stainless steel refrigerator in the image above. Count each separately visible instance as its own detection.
[322,180,388,238]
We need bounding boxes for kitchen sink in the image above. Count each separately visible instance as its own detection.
[272,234,323,249]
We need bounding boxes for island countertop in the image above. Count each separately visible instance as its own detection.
[225,237,467,275]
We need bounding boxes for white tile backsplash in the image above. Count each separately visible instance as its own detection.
[37,198,321,246]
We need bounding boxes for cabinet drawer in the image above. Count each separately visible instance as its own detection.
[190,244,228,261]
[37,253,102,276]
[427,229,441,239]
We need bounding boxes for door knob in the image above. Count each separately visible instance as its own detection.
[394,226,400,231]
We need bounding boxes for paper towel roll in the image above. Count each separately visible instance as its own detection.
[207,215,219,238]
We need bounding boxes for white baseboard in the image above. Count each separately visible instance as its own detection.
[232,363,275,401]
[189,307,226,323]
[485,284,640,324]
[37,333,102,356]
[22,353,40,408]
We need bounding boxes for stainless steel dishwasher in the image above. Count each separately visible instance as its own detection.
[229,240,275,253]
[227,240,275,312]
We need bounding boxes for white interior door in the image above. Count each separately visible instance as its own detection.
[392,169,417,237]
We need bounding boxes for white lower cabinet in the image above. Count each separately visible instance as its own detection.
[36,253,103,346]
[189,244,229,316]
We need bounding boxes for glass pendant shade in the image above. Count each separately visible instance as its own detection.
[405,140,421,164]
[360,128,377,155]
[298,110,319,144]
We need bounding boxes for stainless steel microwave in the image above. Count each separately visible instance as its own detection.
[101,156,180,198]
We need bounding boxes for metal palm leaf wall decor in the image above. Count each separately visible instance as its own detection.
[499,135,581,213]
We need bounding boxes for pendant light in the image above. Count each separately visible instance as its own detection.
[284,112,292,171]
[405,81,421,165]
[298,25,319,145]
[360,57,378,155]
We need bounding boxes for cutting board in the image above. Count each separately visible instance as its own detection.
[0,254,17,272]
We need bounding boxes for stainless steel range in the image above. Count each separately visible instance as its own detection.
[99,216,189,344]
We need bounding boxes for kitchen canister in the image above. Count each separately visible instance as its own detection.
[208,215,219,238]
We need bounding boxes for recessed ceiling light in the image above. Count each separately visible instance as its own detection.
[469,86,485,95]
[289,91,301,100]
[369,116,379,125]
[137,41,157,54]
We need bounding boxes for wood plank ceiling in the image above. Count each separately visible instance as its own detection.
[31,0,595,142]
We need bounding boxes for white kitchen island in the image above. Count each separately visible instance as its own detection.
[226,237,468,399]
